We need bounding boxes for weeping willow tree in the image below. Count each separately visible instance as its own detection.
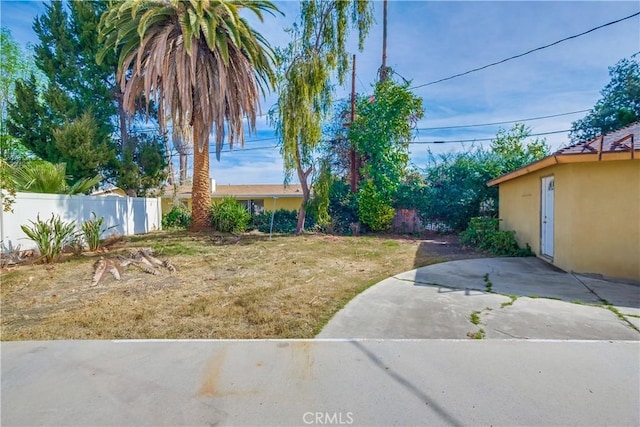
[271,0,372,234]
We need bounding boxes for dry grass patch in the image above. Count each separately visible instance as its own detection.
[1,231,485,340]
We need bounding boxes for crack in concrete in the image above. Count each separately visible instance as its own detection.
[571,273,640,333]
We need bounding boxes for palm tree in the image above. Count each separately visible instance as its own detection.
[10,160,101,194]
[98,0,279,229]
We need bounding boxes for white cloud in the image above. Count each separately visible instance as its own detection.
[3,0,638,184]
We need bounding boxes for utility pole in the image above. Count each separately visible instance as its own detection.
[349,54,358,193]
[380,0,389,82]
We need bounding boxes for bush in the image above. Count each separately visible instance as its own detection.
[208,197,250,233]
[357,182,395,232]
[162,204,191,229]
[327,179,359,235]
[460,217,533,256]
[20,214,78,263]
[250,209,317,234]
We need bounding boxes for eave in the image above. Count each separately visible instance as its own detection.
[487,150,639,187]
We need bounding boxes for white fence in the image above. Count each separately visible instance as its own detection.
[0,192,162,253]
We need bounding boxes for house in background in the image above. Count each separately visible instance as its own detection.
[162,180,304,216]
[488,122,639,281]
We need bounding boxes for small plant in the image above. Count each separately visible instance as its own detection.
[460,217,534,256]
[470,311,481,325]
[20,214,77,263]
[483,273,493,293]
[208,197,250,233]
[162,204,192,229]
[468,328,485,339]
[501,295,518,308]
[81,212,114,251]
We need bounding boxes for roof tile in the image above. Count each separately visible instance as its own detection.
[556,122,640,155]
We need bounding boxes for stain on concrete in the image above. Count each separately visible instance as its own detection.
[290,341,315,381]
[198,348,227,397]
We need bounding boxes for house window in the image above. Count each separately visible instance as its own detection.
[250,199,264,215]
[238,199,264,215]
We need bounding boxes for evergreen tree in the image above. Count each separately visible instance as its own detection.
[7,75,54,161]
[7,0,167,195]
[8,1,116,181]
[0,28,36,163]
[570,56,640,142]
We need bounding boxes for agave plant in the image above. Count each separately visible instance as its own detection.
[20,214,78,263]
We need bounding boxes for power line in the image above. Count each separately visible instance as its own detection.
[410,11,640,89]
[200,136,279,147]
[168,144,279,157]
[415,109,589,131]
[409,129,570,144]
[356,75,368,92]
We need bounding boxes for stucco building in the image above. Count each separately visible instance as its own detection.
[488,122,639,281]
[162,181,304,216]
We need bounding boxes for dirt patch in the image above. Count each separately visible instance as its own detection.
[1,231,486,340]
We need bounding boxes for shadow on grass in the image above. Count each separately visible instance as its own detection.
[412,232,487,269]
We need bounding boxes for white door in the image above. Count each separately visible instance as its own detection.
[541,176,555,257]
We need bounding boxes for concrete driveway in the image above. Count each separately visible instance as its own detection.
[2,339,639,426]
[2,257,639,426]
[318,257,640,339]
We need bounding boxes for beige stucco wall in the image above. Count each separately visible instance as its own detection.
[498,159,640,281]
[260,197,302,212]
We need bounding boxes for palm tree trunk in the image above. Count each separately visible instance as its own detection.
[164,136,174,186]
[115,86,128,156]
[190,128,211,230]
[180,154,187,185]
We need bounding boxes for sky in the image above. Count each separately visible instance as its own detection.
[1,0,639,185]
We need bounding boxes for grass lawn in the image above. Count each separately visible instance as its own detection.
[1,231,486,340]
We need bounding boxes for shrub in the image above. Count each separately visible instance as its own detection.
[327,179,359,235]
[250,209,317,234]
[208,197,250,233]
[162,204,191,229]
[460,217,533,256]
[357,182,395,232]
[20,214,77,263]
[81,212,114,251]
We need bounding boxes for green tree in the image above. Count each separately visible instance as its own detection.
[52,111,114,183]
[7,1,116,183]
[0,28,36,164]
[349,78,424,231]
[321,99,352,177]
[271,0,372,234]
[570,56,640,142]
[5,76,47,161]
[422,148,497,231]
[490,123,548,172]
[116,131,168,197]
[7,1,167,194]
[421,124,549,231]
[99,0,280,229]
